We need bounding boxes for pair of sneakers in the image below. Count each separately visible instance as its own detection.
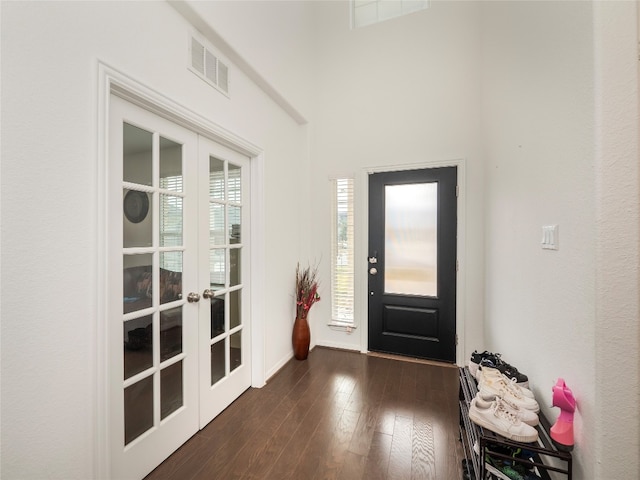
[478,366,539,413]
[469,367,540,443]
[469,350,529,388]
[469,396,539,443]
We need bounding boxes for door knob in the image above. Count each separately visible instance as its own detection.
[369,267,378,275]
[187,292,201,303]
[203,289,215,299]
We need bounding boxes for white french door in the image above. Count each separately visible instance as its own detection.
[108,95,251,479]
[197,137,252,427]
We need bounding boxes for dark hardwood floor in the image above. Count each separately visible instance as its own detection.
[145,347,462,480]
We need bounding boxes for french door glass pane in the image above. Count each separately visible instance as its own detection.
[229,290,240,329]
[384,183,438,297]
[159,252,182,305]
[228,163,241,203]
[160,195,183,247]
[160,361,183,420]
[230,331,242,372]
[159,137,183,192]
[123,189,152,248]
[209,157,224,200]
[211,339,226,385]
[123,123,152,186]
[210,249,225,289]
[210,297,225,339]
[123,315,153,379]
[230,249,240,287]
[160,307,182,361]
[228,205,241,244]
[123,254,153,313]
[124,375,153,445]
[210,203,225,246]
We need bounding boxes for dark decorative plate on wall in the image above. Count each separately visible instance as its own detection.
[123,190,149,224]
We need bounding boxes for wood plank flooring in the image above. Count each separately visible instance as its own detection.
[145,347,462,480]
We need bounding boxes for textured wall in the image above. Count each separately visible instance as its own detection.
[593,2,640,478]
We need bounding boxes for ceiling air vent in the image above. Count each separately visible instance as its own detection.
[190,35,229,96]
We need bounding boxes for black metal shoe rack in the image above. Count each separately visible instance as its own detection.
[459,367,572,480]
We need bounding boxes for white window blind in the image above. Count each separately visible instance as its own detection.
[331,178,355,325]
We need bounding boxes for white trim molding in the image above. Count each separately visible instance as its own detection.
[95,60,266,479]
[357,159,467,367]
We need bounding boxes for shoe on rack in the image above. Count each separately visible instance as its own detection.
[479,366,536,399]
[484,442,536,464]
[478,368,540,412]
[469,397,539,443]
[469,350,494,377]
[475,394,539,427]
[469,350,530,387]
[478,355,530,388]
[550,378,576,452]
[485,453,542,480]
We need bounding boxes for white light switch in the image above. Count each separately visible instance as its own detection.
[541,225,559,250]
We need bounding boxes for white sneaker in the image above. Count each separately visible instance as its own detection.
[479,366,536,398]
[478,370,540,413]
[469,397,539,443]
[475,394,539,426]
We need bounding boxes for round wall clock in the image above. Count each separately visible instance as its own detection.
[123,190,150,224]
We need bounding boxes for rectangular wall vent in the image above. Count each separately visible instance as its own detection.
[190,36,229,96]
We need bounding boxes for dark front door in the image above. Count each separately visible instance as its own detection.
[368,167,457,362]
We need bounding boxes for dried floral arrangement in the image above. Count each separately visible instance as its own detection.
[295,262,321,319]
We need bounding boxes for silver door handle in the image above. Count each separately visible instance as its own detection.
[203,289,216,299]
[187,292,201,303]
[369,267,378,275]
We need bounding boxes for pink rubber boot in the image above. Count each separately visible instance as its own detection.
[550,378,575,451]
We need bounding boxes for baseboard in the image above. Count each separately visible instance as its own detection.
[265,351,295,382]
[315,340,362,353]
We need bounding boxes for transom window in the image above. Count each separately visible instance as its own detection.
[351,0,430,29]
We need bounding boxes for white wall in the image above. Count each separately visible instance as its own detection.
[592,2,640,478]
[180,0,315,122]
[308,0,486,358]
[481,1,639,478]
[0,1,311,478]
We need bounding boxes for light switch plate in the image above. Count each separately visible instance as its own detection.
[541,225,559,250]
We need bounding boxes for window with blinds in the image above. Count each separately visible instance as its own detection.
[331,178,355,325]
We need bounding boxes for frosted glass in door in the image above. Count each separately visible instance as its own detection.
[384,183,438,297]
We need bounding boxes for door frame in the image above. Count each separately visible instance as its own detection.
[95,61,266,479]
[357,159,467,366]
